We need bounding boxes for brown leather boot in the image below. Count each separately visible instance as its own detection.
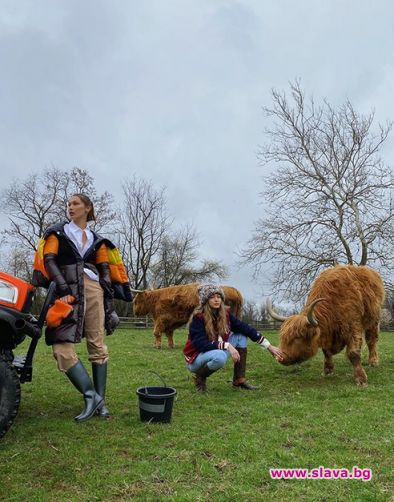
[232,348,257,390]
[193,363,215,392]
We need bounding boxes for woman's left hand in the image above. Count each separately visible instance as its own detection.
[268,345,285,362]
[59,295,74,304]
[228,344,240,363]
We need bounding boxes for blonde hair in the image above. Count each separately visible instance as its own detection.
[189,302,229,341]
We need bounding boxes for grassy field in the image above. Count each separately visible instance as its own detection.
[1,328,394,502]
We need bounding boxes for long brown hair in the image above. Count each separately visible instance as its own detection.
[71,193,96,222]
[189,302,230,341]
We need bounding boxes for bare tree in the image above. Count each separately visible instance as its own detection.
[1,168,65,252]
[1,247,34,282]
[55,167,115,231]
[242,300,257,324]
[384,287,394,318]
[1,167,115,253]
[115,176,170,289]
[149,225,227,287]
[241,81,394,301]
[257,302,268,323]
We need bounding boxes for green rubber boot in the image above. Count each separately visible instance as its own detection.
[92,362,110,418]
[66,360,103,422]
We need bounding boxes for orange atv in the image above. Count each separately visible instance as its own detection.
[0,272,55,438]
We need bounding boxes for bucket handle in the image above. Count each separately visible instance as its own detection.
[145,370,168,394]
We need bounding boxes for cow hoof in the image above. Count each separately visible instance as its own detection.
[368,360,379,367]
[355,376,368,386]
[323,368,334,376]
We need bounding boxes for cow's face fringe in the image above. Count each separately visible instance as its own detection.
[278,315,321,365]
[132,291,153,315]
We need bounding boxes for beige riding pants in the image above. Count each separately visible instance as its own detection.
[52,275,108,372]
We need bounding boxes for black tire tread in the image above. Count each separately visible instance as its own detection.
[0,356,21,439]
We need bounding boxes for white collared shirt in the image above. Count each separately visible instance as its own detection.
[64,221,99,281]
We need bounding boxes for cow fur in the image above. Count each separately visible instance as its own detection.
[132,283,243,348]
[276,265,385,385]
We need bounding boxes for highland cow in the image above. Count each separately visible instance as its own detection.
[267,265,385,385]
[132,283,243,348]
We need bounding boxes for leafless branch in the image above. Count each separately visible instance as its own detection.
[241,81,394,301]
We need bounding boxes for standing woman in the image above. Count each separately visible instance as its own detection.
[183,284,285,392]
[38,194,121,422]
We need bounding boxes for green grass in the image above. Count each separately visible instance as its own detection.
[1,329,394,501]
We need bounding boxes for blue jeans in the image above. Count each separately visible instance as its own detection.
[187,334,248,373]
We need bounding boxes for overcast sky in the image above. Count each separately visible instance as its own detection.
[1,0,394,303]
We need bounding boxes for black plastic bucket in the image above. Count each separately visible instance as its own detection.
[136,386,177,423]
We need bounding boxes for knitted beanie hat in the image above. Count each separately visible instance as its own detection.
[198,284,225,306]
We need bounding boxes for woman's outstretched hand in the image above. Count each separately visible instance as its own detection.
[268,345,285,362]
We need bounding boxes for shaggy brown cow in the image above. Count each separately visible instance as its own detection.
[267,265,385,385]
[132,283,243,348]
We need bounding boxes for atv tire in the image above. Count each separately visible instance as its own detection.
[0,355,21,439]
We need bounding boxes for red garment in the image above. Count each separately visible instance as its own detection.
[183,311,231,364]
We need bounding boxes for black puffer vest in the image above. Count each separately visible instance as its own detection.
[43,222,116,345]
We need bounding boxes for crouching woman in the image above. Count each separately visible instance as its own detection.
[183,284,284,392]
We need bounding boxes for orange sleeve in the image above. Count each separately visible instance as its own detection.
[43,234,59,255]
[95,243,109,264]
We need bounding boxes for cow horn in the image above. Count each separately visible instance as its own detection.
[129,287,145,294]
[306,298,325,327]
[266,298,289,322]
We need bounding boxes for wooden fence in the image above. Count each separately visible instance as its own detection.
[119,316,394,332]
[118,317,283,330]
[119,316,154,329]
[119,317,394,332]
